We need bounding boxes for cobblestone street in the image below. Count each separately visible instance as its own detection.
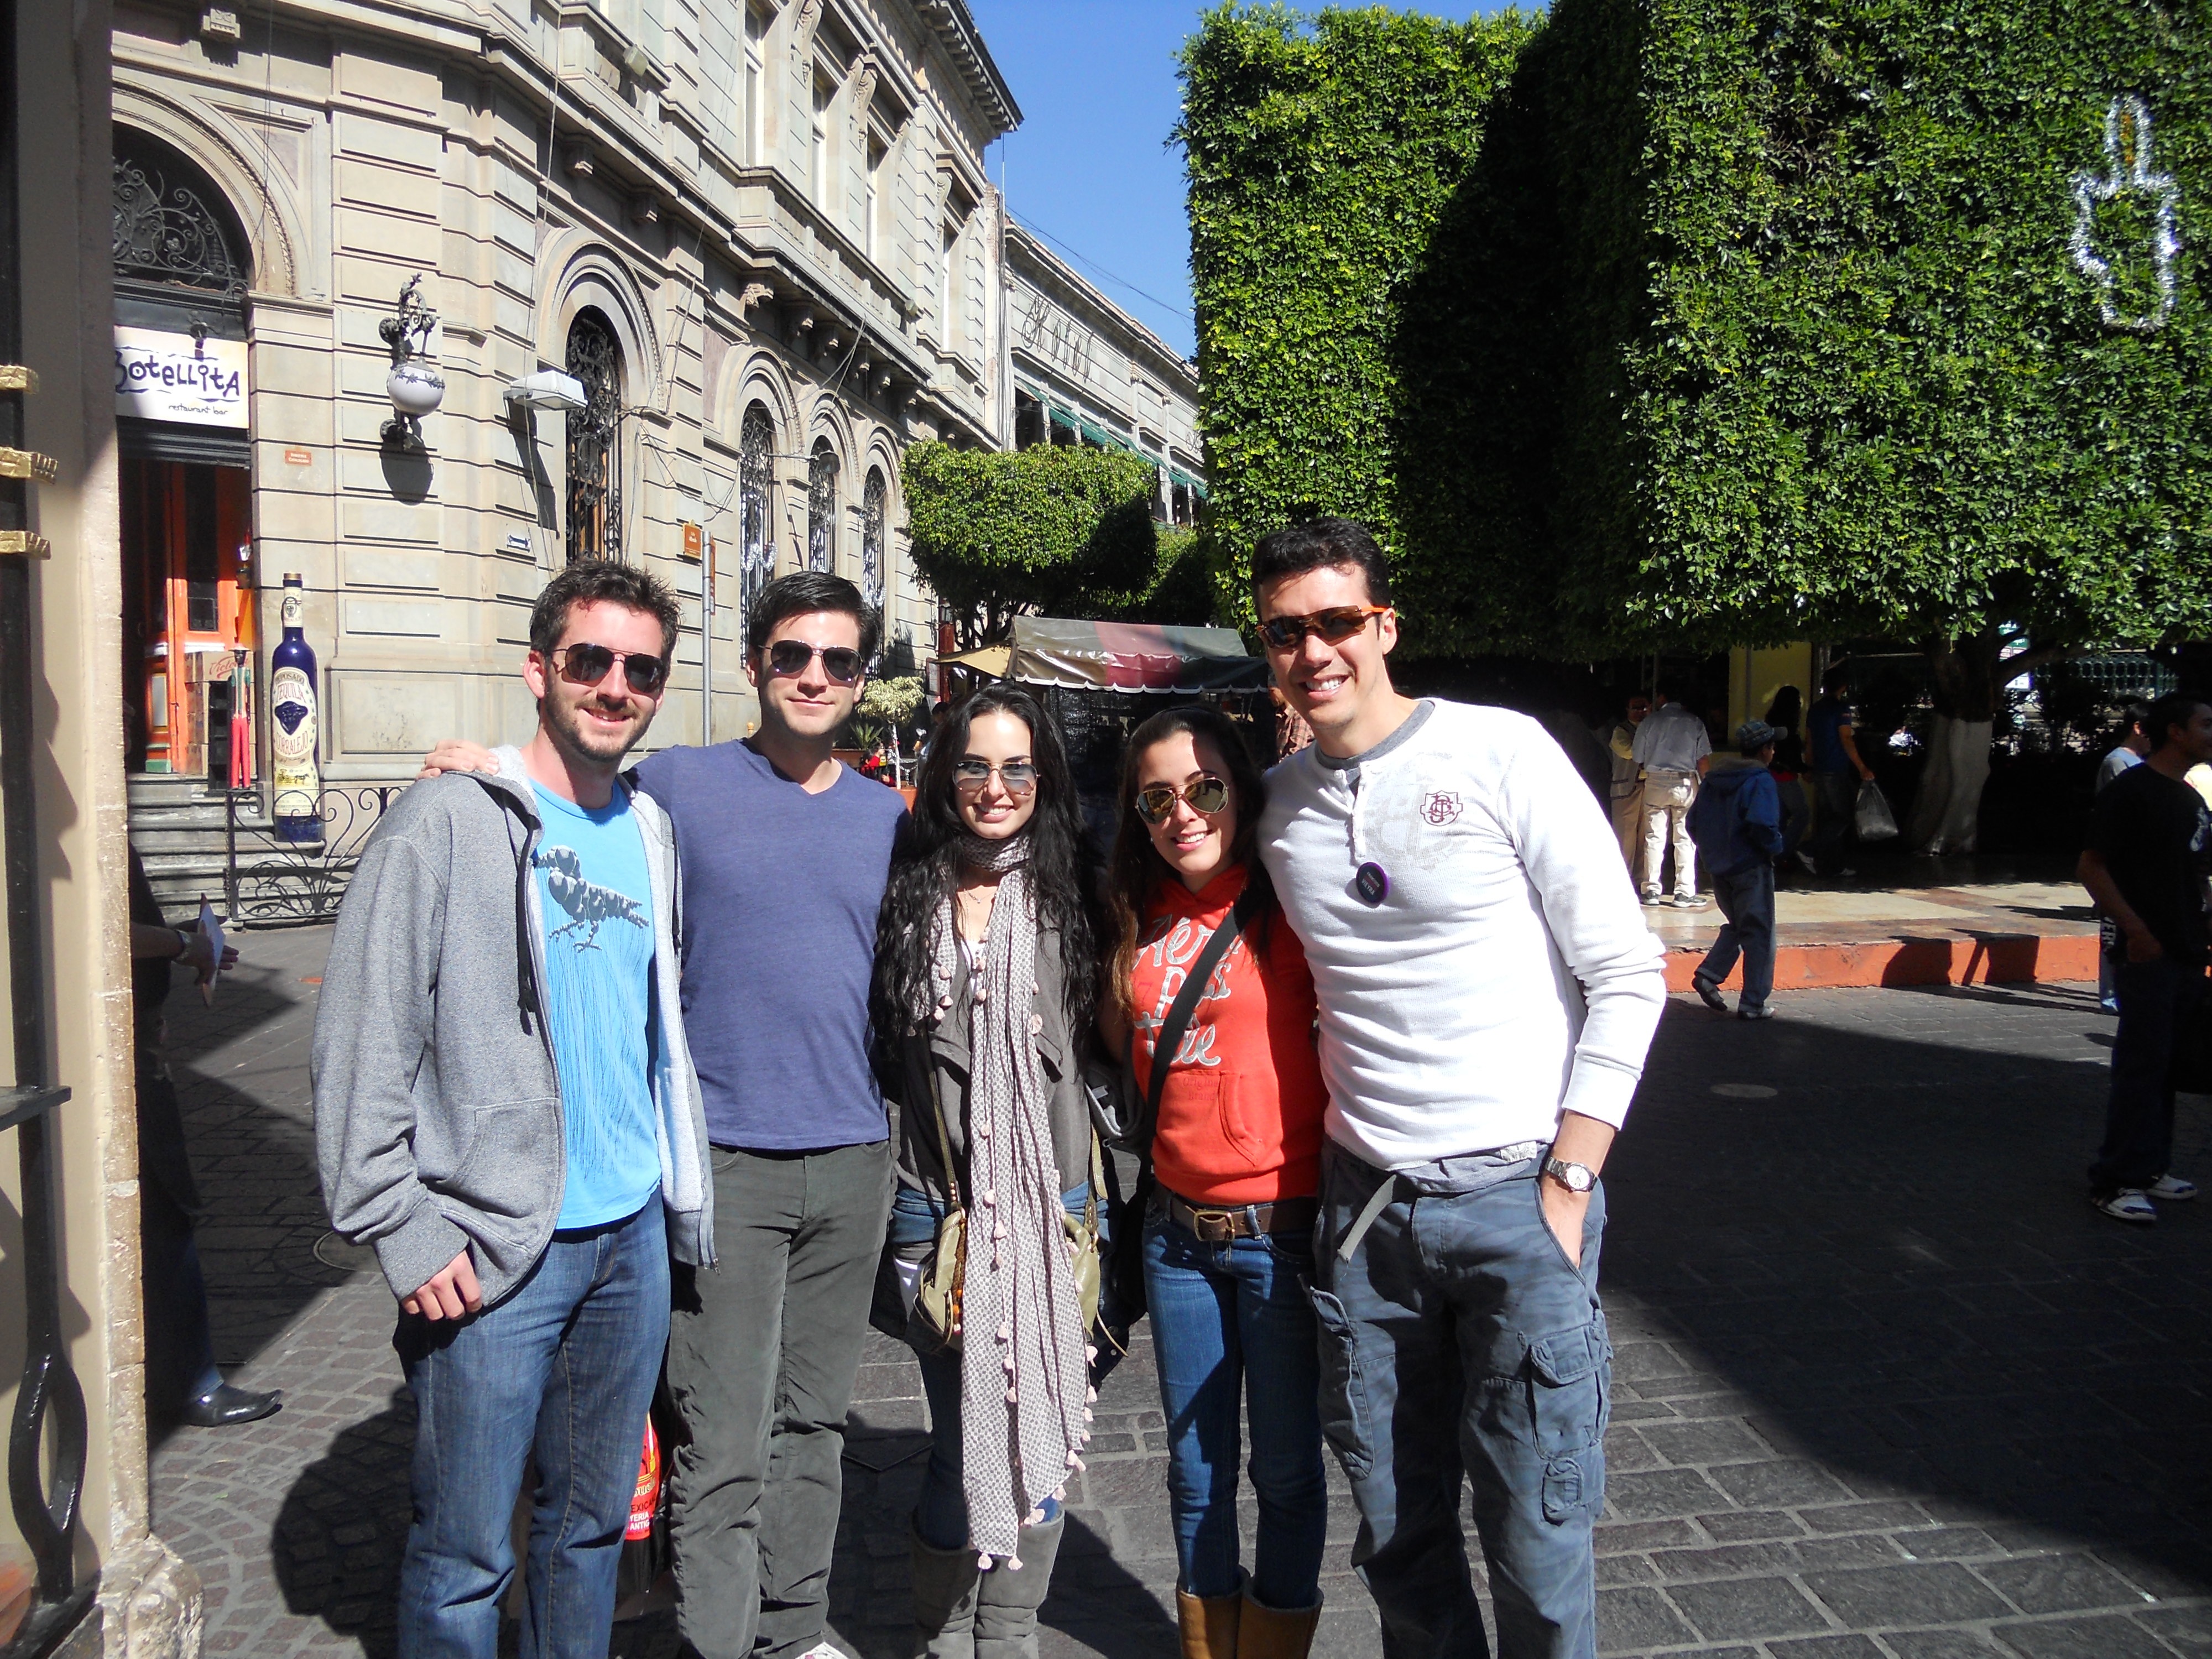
[150,923,2212,1657]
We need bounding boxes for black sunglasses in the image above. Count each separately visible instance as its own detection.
[1256,604,1390,651]
[765,640,865,685]
[1135,775,1230,826]
[553,641,669,695]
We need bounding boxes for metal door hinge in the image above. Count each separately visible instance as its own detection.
[0,448,57,482]
[0,367,37,393]
[0,533,51,557]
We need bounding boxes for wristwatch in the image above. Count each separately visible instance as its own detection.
[170,929,193,961]
[1543,1156,1598,1194]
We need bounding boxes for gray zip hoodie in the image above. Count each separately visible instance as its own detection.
[312,746,713,1307]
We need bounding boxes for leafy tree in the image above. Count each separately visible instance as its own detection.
[903,443,1162,646]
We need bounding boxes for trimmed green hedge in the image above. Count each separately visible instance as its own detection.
[1177,4,1538,643]
[1185,0,2212,659]
[902,443,1196,641]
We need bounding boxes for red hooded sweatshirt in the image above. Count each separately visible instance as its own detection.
[1130,864,1328,1205]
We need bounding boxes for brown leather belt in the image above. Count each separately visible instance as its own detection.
[1165,1191,1319,1243]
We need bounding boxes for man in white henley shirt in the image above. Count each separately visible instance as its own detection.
[1249,518,1667,1659]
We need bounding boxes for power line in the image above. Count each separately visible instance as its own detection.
[1008,210,1194,326]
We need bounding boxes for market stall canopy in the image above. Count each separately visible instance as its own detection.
[1008,617,1267,692]
[938,643,1012,677]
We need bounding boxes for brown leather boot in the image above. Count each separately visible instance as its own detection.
[1235,1585,1321,1658]
[1176,1585,1241,1658]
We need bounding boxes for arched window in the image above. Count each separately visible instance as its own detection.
[565,309,624,562]
[739,402,775,628]
[807,439,839,574]
[861,467,887,614]
[112,134,252,295]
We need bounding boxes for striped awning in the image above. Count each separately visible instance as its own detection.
[1008,617,1267,692]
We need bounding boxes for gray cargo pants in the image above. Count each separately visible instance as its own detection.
[667,1140,891,1659]
[1312,1138,1611,1659]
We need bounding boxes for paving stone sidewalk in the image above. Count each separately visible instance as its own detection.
[150,924,2212,1657]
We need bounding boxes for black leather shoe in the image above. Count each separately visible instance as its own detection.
[1691,975,1728,1014]
[179,1383,281,1427]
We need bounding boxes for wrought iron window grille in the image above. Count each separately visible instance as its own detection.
[565,311,624,562]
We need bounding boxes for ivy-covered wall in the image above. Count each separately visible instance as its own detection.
[1185,0,2212,660]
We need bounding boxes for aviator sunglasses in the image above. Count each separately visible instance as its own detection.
[552,642,670,695]
[1135,775,1230,826]
[1256,604,1391,651]
[953,758,1038,795]
[764,640,866,685]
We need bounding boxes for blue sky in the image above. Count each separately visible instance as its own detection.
[969,1,1530,361]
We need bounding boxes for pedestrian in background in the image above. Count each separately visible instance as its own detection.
[2077,690,2212,1224]
[421,570,907,1659]
[1249,518,1668,1659]
[126,849,273,1427]
[2094,702,2154,1011]
[1689,722,1787,1021]
[1762,686,1811,875]
[1806,666,1875,878]
[1603,693,1651,885]
[1631,684,1712,907]
[319,562,712,1659]
[1100,707,1329,1659]
[873,685,1099,1659]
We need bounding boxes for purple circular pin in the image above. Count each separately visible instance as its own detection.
[1355,861,1390,906]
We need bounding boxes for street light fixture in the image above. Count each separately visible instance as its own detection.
[380,273,444,451]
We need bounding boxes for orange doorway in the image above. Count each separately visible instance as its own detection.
[121,458,254,778]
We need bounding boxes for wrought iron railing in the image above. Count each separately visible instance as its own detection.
[222,785,399,926]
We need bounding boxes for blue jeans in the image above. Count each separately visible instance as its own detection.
[2092,955,2205,1193]
[1698,862,1777,1012]
[888,1183,1087,1551]
[1313,1140,1609,1659]
[395,1201,669,1659]
[1143,1201,1328,1608]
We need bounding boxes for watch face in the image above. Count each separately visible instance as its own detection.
[1550,1159,1594,1192]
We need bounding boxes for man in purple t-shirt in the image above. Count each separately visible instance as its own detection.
[424,570,905,1659]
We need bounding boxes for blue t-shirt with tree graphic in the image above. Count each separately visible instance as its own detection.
[532,784,661,1229]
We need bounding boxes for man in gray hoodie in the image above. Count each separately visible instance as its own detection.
[313,560,713,1659]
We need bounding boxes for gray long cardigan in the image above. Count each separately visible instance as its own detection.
[893,921,1094,1207]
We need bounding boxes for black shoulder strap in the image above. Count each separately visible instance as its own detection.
[1140,874,1270,1139]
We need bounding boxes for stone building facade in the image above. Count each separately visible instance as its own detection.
[113,0,1016,807]
[113,0,1207,913]
[1006,220,1205,526]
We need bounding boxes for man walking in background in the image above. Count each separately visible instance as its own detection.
[2078,690,2212,1224]
[422,570,906,1659]
[2095,702,2154,1011]
[317,561,713,1658]
[1250,517,1668,1659]
[1603,692,1650,883]
[1631,684,1711,907]
[1688,722,1787,1021]
[1807,666,1875,878]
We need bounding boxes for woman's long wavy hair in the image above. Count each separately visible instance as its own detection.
[1104,706,1271,1026]
[872,684,1098,1042]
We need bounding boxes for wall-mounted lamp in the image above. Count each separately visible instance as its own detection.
[503,370,590,415]
[380,273,444,451]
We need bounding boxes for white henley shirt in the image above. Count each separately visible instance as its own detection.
[1258,698,1668,1169]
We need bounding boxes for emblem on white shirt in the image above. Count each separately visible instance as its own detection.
[1420,791,1463,826]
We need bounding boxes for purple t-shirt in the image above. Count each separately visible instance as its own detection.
[634,740,908,1150]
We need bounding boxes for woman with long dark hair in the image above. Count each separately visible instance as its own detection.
[872,685,1100,1658]
[1101,707,1329,1659]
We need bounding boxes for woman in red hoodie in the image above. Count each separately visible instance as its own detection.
[1101,707,1329,1659]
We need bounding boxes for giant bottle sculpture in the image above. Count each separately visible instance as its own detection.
[269,573,322,843]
